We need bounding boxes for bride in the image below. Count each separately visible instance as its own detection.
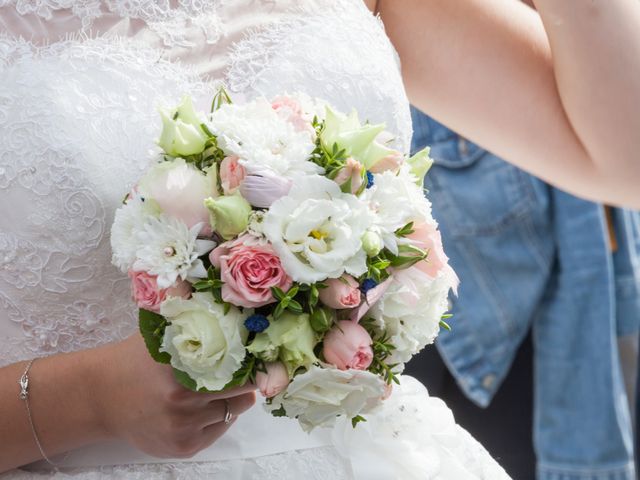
[0,0,638,478]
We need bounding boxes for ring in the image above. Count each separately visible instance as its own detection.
[223,399,233,424]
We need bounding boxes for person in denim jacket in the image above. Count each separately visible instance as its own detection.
[410,108,640,480]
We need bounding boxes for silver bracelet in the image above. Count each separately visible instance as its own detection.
[18,358,57,466]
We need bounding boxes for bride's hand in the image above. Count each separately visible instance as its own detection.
[95,333,257,459]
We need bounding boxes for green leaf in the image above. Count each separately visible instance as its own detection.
[351,415,367,428]
[439,319,452,331]
[223,355,257,390]
[139,309,171,364]
[271,405,287,417]
[271,286,286,301]
[394,221,415,237]
[172,367,201,392]
[287,300,304,314]
[286,285,300,298]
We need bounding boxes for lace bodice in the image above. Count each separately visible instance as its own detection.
[0,0,412,368]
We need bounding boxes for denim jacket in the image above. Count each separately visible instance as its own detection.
[411,108,640,480]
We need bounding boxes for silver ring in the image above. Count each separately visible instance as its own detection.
[223,399,233,424]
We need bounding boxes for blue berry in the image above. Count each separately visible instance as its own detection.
[365,171,375,189]
[244,314,270,333]
[360,278,378,294]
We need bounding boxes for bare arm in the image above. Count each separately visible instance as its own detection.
[370,0,640,207]
[0,334,256,473]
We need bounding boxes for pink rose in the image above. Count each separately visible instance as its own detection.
[220,156,246,195]
[255,361,290,398]
[369,151,404,174]
[319,275,361,310]
[323,320,373,371]
[209,235,293,308]
[333,157,364,193]
[271,96,312,133]
[407,222,459,291]
[129,270,191,313]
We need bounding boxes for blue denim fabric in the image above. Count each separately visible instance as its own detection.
[410,108,640,480]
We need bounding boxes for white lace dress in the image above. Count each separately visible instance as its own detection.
[0,1,511,478]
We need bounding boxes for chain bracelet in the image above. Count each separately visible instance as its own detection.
[19,358,58,467]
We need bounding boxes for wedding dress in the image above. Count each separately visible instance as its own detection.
[0,1,511,478]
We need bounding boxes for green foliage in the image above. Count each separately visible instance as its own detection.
[139,309,171,364]
[351,415,367,428]
[367,331,401,385]
[271,285,304,318]
[210,86,233,112]
[270,405,288,418]
[439,313,454,331]
[394,221,415,237]
[172,355,258,394]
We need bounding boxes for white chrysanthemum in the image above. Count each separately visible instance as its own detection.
[206,99,321,179]
[161,293,248,391]
[266,365,386,432]
[263,175,373,284]
[133,215,215,289]
[110,195,158,272]
[369,267,455,366]
[361,169,433,255]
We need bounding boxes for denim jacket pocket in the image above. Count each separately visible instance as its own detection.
[424,141,538,237]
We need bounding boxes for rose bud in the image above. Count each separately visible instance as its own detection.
[204,193,252,240]
[369,150,404,174]
[333,157,364,194]
[361,230,383,257]
[219,155,246,195]
[319,275,361,310]
[323,320,374,371]
[256,361,290,398]
[158,96,208,157]
[239,173,292,208]
[310,307,335,334]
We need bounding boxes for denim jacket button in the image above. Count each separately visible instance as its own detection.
[458,137,469,156]
[481,374,497,390]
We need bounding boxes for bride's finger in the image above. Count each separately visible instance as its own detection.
[195,382,258,403]
[197,391,256,428]
[198,415,238,451]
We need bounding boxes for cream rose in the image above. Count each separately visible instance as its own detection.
[266,365,386,432]
[160,293,248,391]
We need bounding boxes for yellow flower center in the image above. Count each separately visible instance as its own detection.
[310,229,329,240]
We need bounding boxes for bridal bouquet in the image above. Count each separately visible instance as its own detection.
[110,89,458,431]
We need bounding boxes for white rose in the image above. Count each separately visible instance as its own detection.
[266,365,386,432]
[160,293,248,391]
[369,267,455,365]
[263,175,372,284]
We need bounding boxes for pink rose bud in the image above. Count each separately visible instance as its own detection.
[219,155,246,195]
[239,173,293,208]
[319,275,361,310]
[323,320,374,371]
[129,270,191,313]
[369,150,404,174]
[256,361,290,398]
[209,234,293,308]
[333,157,364,193]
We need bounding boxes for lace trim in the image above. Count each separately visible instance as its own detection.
[0,0,227,47]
